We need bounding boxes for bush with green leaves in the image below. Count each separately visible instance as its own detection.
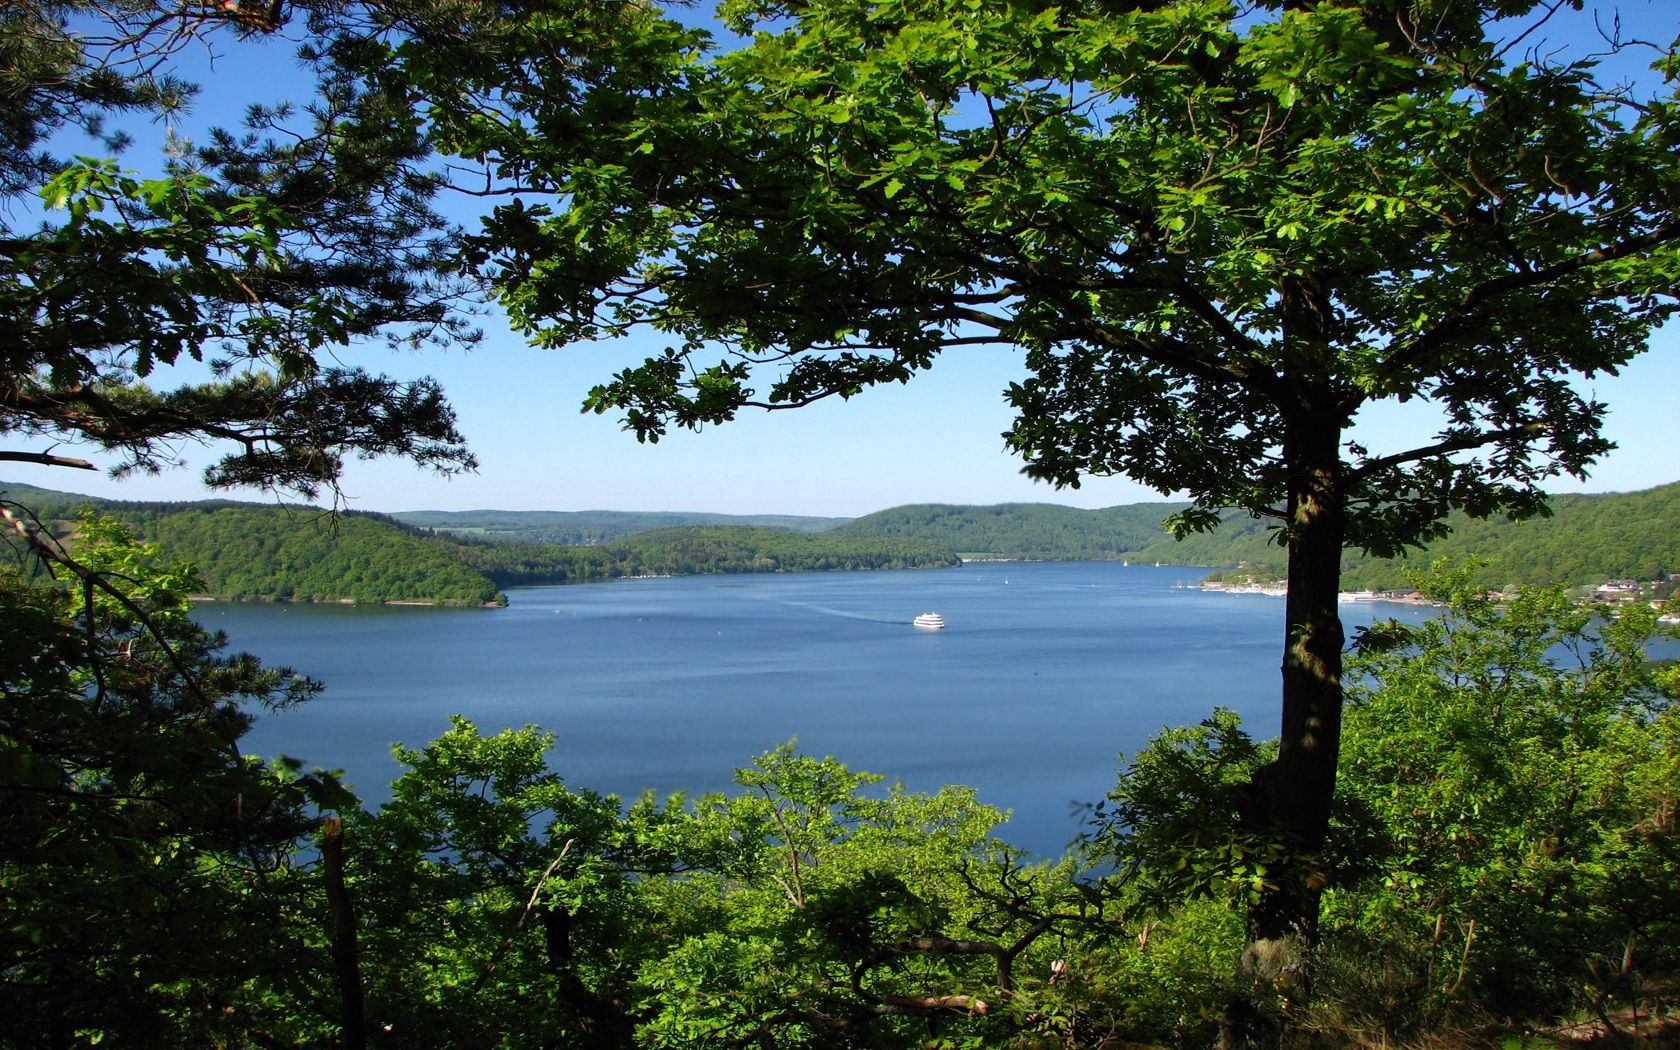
[1078,567,1680,1044]
[1320,571,1680,1038]
[0,515,334,1046]
[333,731,1110,1049]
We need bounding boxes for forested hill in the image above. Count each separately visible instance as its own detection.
[845,483,1680,590]
[394,508,849,545]
[437,526,959,587]
[7,479,1675,598]
[833,502,1195,559]
[144,508,503,604]
[0,483,955,602]
[1150,485,1680,591]
[1334,484,1680,591]
[4,486,504,604]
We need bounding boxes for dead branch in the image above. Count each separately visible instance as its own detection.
[874,993,988,1016]
[0,451,97,470]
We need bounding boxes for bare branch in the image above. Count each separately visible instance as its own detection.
[759,785,806,908]
[0,450,98,470]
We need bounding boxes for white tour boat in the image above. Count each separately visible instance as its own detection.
[912,612,945,630]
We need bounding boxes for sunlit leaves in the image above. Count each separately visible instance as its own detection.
[1332,568,1680,1019]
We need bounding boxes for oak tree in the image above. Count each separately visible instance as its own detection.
[383,0,1680,1009]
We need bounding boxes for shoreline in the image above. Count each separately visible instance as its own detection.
[1199,581,1436,605]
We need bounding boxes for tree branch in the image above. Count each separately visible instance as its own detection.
[759,785,806,908]
[1374,219,1680,385]
[473,840,575,992]
[1345,422,1548,483]
[0,503,217,712]
[0,450,97,470]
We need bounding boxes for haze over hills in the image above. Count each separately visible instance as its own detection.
[394,508,850,545]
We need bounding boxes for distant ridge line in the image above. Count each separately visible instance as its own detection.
[6,479,1679,592]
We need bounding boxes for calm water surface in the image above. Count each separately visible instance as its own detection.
[202,562,1423,856]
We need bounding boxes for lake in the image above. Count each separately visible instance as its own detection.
[202,562,1425,857]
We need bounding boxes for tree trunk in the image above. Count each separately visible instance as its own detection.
[321,816,368,1050]
[1256,439,1345,947]
[1223,377,1348,1048]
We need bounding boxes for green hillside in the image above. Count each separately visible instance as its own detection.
[2,483,501,604]
[147,508,504,604]
[837,485,1680,590]
[0,483,955,601]
[1336,485,1680,591]
[1160,488,1680,591]
[435,526,958,586]
[0,480,92,510]
[611,526,959,575]
[833,501,1194,558]
[8,478,1675,597]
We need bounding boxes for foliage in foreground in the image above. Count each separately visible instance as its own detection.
[0,517,338,1045]
[3,527,1676,1048]
[1324,574,1680,1039]
[1078,568,1680,1043]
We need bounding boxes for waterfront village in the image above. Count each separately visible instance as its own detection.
[1201,572,1680,624]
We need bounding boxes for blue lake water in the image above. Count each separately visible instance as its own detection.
[202,562,1427,857]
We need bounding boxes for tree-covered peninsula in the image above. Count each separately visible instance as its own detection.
[1,484,960,602]
[4,487,502,604]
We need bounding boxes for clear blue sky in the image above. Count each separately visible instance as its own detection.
[14,1,1679,518]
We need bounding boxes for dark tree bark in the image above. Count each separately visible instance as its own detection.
[321,817,368,1050]
[1222,288,1351,1046]
[1259,414,1347,946]
[1223,458,1346,1049]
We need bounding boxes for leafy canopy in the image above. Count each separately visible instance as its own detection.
[386,0,1680,554]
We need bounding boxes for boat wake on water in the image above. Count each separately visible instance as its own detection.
[746,595,917,626]
[798,603,910,626]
